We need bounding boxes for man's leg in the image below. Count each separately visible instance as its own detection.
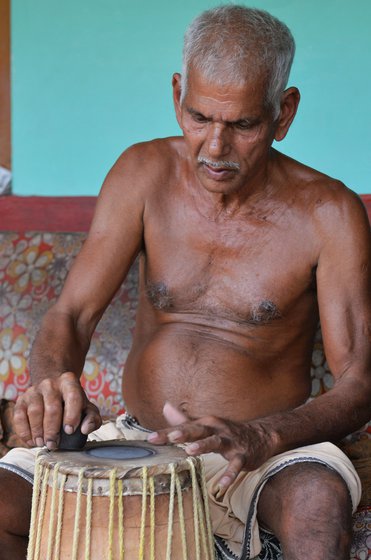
[0,469,32,560]
[257,462,353,560]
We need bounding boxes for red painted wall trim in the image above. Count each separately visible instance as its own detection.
[361,194,371,210]
[0,195,370,233]
[361,195,371,221]
[0,196,97,232]
[0,0,11,170]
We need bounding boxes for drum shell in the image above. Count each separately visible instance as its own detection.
[39,485,198,559]
[29,441,213,560]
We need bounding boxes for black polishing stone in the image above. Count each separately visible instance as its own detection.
[59,421,88,450]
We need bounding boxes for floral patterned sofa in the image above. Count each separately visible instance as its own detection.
[0,195,370,560]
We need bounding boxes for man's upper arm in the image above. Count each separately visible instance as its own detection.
[55,144,149,333]
[316,189,371,385]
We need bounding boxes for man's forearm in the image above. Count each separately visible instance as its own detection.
[30,307,91,385]
[258,376,371,456]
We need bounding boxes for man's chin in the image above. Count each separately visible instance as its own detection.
[196,171,243,195]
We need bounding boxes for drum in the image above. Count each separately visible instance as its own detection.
[27,440,214,560]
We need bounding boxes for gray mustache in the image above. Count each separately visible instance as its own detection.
[198,157,240,171]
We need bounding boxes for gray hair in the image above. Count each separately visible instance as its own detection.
[181,5,296,118]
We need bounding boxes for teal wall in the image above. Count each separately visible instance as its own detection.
[11,0,371,195]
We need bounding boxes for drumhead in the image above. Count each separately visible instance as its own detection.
[36,440,198,495]
[86,445,155,461]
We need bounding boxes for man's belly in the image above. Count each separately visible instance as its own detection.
[123,322,312,430]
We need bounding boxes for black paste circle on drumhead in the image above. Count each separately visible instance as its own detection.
[86,445,156,460]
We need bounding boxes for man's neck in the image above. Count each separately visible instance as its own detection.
[191,149,278,219]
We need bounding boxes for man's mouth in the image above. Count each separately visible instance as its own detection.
[198,157,240,180]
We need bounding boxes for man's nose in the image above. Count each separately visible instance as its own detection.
[205,124,230,158]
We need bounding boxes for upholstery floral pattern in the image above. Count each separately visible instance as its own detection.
[0,232,138,414]
[351,508,371,560]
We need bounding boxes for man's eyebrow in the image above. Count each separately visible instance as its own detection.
[230,116,259,126]
[187,107,209,118]
[186,106,258,126]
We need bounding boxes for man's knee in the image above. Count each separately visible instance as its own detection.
[0,469,32,535]
[258,462,352,536]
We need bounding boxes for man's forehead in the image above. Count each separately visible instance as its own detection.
[185,66,267,95]
[182,68,269,115]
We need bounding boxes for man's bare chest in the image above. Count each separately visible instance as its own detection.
[142,202,317,325]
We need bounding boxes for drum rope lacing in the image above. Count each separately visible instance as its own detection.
[27,454,215,560]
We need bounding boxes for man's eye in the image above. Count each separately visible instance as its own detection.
[235,121,252,130]
[192,113,208,123]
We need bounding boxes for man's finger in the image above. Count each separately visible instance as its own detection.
[13,400,34,447]
[184,433,223,455]
[60,373,85,433]
[163,401,189,425]
[148,421,215,444]
[148,402,194,444]
[26,393,45,447]
[80,402,102,435]
[147,430,170,444]
[42,386,64,450]
[217,454,246,496]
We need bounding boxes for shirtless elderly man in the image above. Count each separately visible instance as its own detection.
[1,5,370,560]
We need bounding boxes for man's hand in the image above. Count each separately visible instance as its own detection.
[148,402,277,493]
[13,371,102,450]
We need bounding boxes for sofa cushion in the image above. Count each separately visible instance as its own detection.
[0,231,138,414]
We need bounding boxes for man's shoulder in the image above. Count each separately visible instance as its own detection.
[277,151,365,222]
[118,136,185,174]
[99,136,186,200]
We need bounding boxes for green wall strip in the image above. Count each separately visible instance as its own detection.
[11,0,371,195]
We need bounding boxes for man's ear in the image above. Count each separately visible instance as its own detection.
[172,73,183,127]
[274,87,300,142]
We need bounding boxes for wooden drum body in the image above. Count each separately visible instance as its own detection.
[27,440,214,560]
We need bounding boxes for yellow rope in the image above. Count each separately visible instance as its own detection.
[149,476,155,560]
[27,453,214,560]
[138,466,148,560]
[34,464,50,560]
[165,464,176,560]
[117,479,124,560]
[187,458,201,560]
[27,458,43,560]
[54,472,67,560]
[195,466,210,559]
[46,463,60,559]
[85,477,93,560]
[175,472,188,559]
[197,496,209,558]
[200,459,215,559]
[108,469,117,560]
[71,468,85,560]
